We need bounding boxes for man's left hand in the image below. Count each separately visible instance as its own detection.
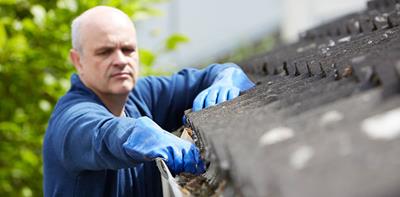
[192,64,255,112]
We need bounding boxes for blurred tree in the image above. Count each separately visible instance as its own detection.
[0,0,189,196]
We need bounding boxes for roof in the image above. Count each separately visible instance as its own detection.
[186,0,400,196]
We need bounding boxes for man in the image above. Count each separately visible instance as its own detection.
[43,6,254,197]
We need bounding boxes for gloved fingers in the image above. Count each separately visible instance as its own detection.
[163,153,176,175]
[183,145,205,175]
[167,146,184,175]
[163,135,181,175]
[216,88,229,104]
[183,148,197,174]
[205,88,219,108]
[192,147,205,174]
[175,150,184,175]
[227,88,240,100]
[192,90,208,112]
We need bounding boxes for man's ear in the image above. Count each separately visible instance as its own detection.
[70,49,83,73]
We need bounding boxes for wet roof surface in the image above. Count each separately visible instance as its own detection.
[186,0,400,196]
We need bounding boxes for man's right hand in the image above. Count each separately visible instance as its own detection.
[123,116,205,175]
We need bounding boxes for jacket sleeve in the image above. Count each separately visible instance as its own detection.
[48,100,140,172]
[132,63,240,130]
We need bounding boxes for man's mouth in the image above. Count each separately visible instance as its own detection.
[111,72,132,78]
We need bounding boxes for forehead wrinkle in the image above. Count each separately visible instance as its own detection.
[91,37,136,53]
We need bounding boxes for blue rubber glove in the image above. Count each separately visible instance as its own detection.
[192,64,255,112]
[123,117,205,175]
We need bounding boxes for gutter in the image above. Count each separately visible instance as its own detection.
[156,158,190,197]
[155,124,228,196]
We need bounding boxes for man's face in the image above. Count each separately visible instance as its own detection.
[72,17,139,96]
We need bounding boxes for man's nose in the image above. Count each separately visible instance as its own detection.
[113,50,128,66]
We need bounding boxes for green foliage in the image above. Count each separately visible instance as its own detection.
[165,33,189,52]
[139,48,159,76]
[139,33,190,76]
[0,0,177,196]
[140,48,156,67]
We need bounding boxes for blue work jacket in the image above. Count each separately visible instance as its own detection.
[43,63,236,197]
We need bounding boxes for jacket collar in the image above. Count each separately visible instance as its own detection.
[69,73,103,104]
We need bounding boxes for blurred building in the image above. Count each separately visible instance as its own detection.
[135,0,369,69]
[281,0,368,42]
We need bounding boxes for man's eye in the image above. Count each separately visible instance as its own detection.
[97,49,113,56]
[122,48,135,55]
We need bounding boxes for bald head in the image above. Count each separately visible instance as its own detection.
[71,6,135,53]
[68,6,139,110]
